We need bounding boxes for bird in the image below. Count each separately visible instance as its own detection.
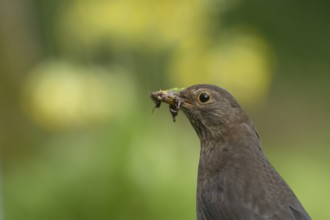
[150,84,311,220]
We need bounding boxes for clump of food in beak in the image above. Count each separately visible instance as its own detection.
[150,88,184,122]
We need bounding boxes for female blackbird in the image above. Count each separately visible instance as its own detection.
[151,84,311,220]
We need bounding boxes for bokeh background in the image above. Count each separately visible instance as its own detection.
[1,0,329,219]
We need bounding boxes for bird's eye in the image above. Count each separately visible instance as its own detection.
[199,93,210,103]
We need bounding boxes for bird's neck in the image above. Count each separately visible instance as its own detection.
[198,120,260,171]
[199,116,258,142]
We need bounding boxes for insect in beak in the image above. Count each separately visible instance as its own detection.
[150,89,184,122]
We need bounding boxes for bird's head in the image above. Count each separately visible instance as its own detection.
[151,84,252,141]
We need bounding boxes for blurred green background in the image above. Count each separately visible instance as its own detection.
[1,0,329,219]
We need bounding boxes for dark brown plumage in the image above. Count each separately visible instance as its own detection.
[151,84,311,220]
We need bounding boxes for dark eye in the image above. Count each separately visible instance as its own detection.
[199,93,210,103]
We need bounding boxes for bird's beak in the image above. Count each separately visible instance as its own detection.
[150,88,185,122]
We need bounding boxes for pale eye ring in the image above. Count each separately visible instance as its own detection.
[199,93,210,103]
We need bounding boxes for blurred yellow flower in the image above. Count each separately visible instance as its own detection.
[169,29,275,105]
[57,0,208,49]
[22,61,137,131]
